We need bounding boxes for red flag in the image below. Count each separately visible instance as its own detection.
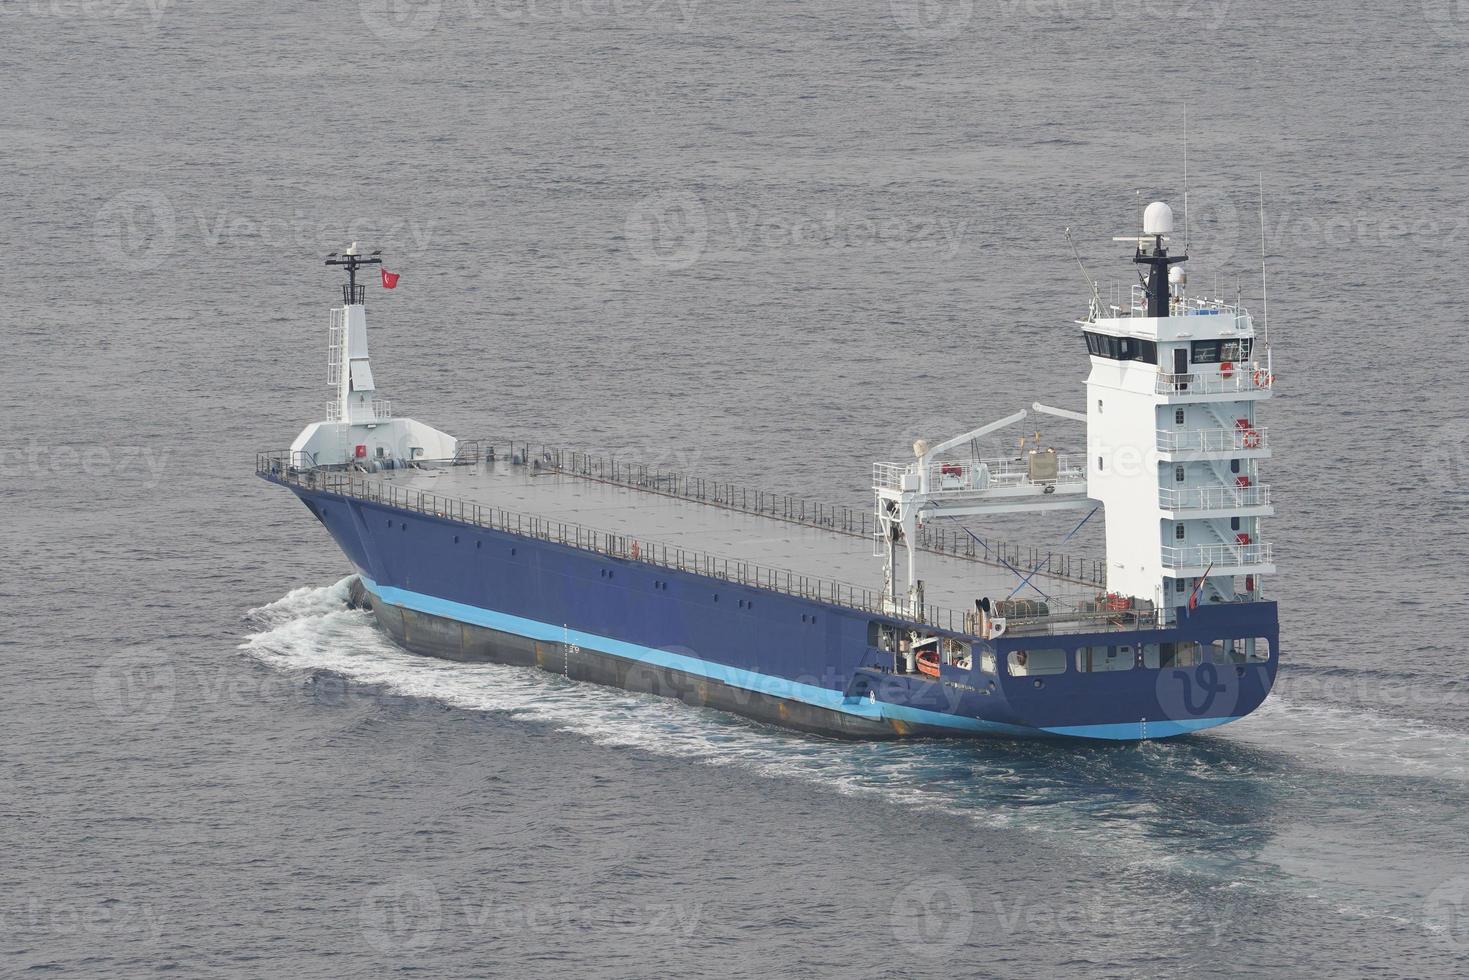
[381,269,400,289]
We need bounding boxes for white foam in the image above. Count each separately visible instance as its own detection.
[1221,693,1469,782]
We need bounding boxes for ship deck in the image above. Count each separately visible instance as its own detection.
[359,456,1097,621]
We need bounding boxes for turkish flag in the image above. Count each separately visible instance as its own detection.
[381,269,400,289]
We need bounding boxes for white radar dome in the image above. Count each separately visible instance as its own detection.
[1169,266,1186,284]
[913,439,930,459]
[1143,201,1174,236]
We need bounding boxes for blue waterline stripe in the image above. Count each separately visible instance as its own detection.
[361,578,1034,736]
[1042,717,1240,739]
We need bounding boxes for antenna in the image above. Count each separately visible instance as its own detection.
[1258,175,1270,347]
[1182,105,1191,254]
[1066,227,1106,319]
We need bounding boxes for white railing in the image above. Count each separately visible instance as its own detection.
[324,399,392,424]
[1157,427,1268,453]
[1127,283,1248,319]
[874,455,1087,495]
[1161,542,1274,569]
[1156,366,1274,395]
[1158,485,1271,511]
[872,461,908,492]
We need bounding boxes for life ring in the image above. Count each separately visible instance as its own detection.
[1253,369,1274,389]
[630,541,641,560]
[1242,428,1262,449]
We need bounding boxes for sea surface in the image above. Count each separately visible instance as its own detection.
[5,0,1469,976]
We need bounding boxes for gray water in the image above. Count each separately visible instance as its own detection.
[6,0,1469,975]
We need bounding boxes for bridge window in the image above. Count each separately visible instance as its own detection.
[1175,524,1186,540]
[1191,338,1253,363]
[1084,332,1158,364]
[1007,648,1066,676]
[1174,408,1185,425]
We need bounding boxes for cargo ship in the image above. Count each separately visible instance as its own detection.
[259,202,1279,740]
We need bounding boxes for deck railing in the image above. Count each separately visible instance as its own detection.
[546,447,1107,587]
[1161,542,1274,569]
[1156,367,1274,396]
[1158,485,1272,511]
[1157,427,1269,453]
[257,450,979,634]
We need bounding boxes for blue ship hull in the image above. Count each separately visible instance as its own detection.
[272,474,1279,741]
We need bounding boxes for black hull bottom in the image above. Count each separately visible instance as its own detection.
[347,578,952,740]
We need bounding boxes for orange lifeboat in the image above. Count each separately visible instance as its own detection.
[916,647,941,678]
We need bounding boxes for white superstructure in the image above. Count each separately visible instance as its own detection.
[290,244,457,468]
[872,199,1275,628]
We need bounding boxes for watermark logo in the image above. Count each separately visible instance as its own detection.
[624,190,708,270]
[1424,0,1469,42]
[360,876,443,955]
[7,0,173,23]
[889,0,974,40]
[1420,419,1469,492]
[1154,657,1243,724]
[359,0,443,41]
[890,877,973,956]
[94,189,175,271]
[623,191,974,270]
[93,646,176,725]
[1176,184,1242,272]
[1425,875,1469,950]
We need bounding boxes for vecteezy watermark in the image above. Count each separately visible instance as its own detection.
[358,0,443,41]
[360,876,443,955]
[1419,419,1469,492]
[992,896,1231,945]
[3,0,173,23]
[624,190,975,270]
[457,895,702,936]
[94,189,176,271]
[1423,0,1469,42]
[1154,655,1243,725]
[93,192,438,270]
[358,0,701,42]
[0,898,163,942]
[93,646,177,726]
[891,0,1232,39]
[888,0,975,40]
[624,190,709,270]
[890,877,974,957]
[358,877,701,956]
[1262,209,1466,254]
[1425,875,1469,950]
[1001,0,1232,29]
[18,438,169,487]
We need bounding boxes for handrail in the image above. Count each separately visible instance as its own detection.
[1161,542,1274,569]
[550,446,1107,587]
[1157,426,1269,453]
[1158,485,1271,510]
[256,450,976,634]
